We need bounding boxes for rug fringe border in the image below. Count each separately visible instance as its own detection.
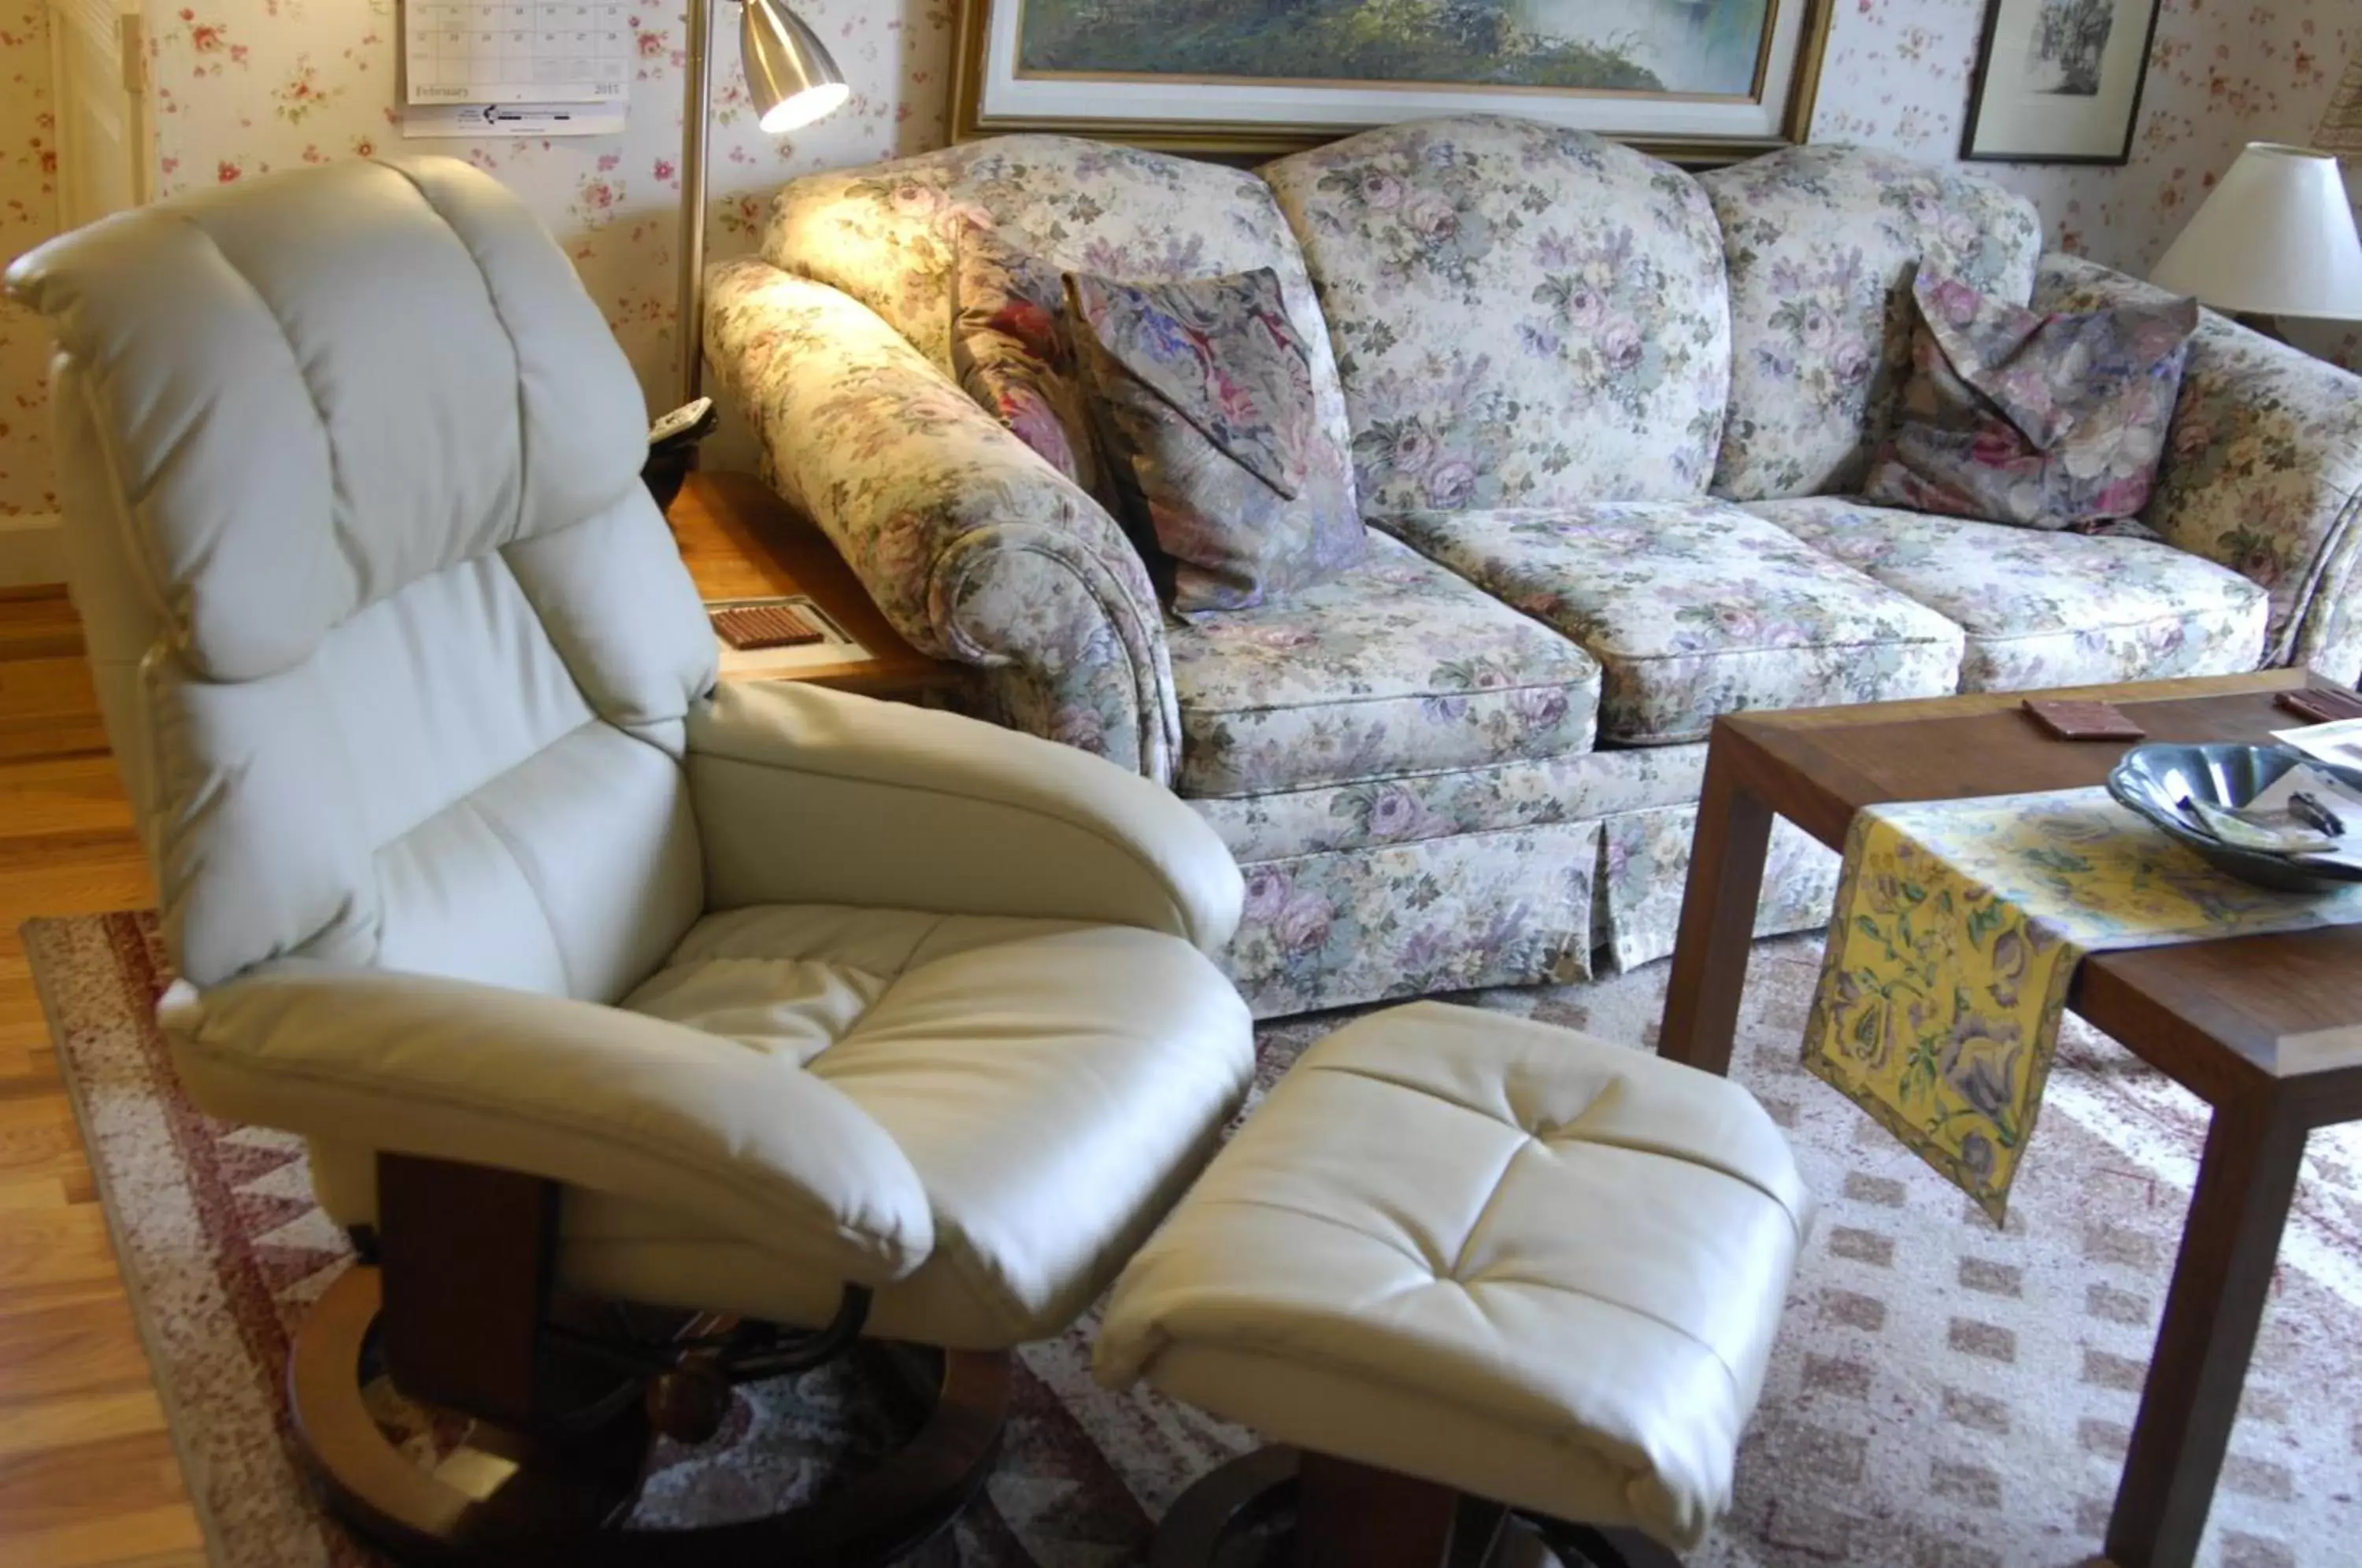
[22,913,237,1568]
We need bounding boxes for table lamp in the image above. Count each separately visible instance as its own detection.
[676,0,849,405]
[2148,142,2362,332]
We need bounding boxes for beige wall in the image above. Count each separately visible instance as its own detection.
[0,0,2355,520]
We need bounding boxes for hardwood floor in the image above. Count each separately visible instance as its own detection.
[0,586,205,1566]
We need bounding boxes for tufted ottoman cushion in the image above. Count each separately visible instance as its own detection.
[1095,1000,1812,1551]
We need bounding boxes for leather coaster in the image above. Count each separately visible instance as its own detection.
[711,604,826,649]
[2023,698,2146,741]
[2277,688,2362,725]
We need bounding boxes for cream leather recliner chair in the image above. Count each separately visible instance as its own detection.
[6,157,1256,1562]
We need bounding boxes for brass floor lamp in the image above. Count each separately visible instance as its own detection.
[676,0,847,405]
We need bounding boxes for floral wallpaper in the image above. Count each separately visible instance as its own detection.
[141,0,957,415]
[1,0,57,513]
[1812,0,2360,368]
[0,0,2353,520]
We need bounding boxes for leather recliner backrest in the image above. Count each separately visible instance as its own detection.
[7,157,720,999]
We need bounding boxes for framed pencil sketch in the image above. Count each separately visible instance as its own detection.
[1960,0,2163,165]
[950,0,1836,165]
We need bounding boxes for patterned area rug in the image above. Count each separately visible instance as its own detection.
[25,911,2362,1568]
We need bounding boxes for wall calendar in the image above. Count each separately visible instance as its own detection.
[403,0,631,105]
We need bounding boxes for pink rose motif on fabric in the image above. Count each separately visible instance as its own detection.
[1066,267,1365,617]
[1864,263,2199,531]
[950,223,1105,501]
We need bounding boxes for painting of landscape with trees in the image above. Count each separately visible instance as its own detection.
[1016,0,1776,98]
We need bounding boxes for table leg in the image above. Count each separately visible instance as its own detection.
[1658,738,1775,1077]
[2105,1091,2308,1568]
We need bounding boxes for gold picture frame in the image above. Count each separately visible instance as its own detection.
[950,0,1834,167]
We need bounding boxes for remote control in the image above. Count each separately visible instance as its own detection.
[648,396,717,452]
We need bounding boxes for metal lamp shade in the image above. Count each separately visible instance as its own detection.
[742,0,850,135]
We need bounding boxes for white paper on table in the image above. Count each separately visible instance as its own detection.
[709,596,872,680]
[2245,760,2362,871]
[2272,717,2362,771]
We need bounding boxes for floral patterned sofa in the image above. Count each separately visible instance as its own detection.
[704,114,2362,1018]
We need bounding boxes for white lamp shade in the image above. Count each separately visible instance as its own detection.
[2149,143,2362,320]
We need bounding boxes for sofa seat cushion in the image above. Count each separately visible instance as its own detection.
[1168,530,1601,797]
[1094,1001,1812,1547]
[555,904,1254,1348]
[1746,497,2271,692]
[1383,502,1964,745]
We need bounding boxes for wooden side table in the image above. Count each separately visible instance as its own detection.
[665,470,972,704]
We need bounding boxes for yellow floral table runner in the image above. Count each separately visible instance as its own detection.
[1804,787,2362,1221]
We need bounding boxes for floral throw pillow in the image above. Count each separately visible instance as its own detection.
[950,223,1105,500]
[1863,264,2199,531]
[1065,267,1364,617]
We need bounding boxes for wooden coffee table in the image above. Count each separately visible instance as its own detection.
[1658,669,2362,1568]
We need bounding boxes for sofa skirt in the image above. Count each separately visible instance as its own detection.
[1220,795,1839,1018]
[1594,802,1842,974]
[1224,822,1601,1019]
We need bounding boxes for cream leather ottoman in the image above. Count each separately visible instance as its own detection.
[1096,1001,1812,1568]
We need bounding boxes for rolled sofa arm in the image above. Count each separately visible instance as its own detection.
[2035,253,2362,679]
[161,965,935,1284]
[703,257,1181,782]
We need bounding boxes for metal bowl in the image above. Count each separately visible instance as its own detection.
[2106,741,2362,893]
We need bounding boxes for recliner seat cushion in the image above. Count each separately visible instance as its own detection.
[1747,497,2271,691]
[1167,531,1602,797]
[566,903,1257,1347]
[1383,502,1964,745]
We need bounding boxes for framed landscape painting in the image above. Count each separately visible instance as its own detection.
[1960,0,2162,164]
[950,0,1835,162]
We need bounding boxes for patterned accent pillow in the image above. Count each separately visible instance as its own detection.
[1864,265,2199,531]
[1065,268,1365,617]
[950,223,1104,500]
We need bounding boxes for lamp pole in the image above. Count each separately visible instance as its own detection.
[672,0,849,410]
[676,0,719,407]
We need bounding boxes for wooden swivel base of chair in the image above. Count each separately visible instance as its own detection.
[287,1267,1010,1565]
[1151,1447,1684,1568]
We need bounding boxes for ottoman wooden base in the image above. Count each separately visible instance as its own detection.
[1151,1447,1683,1568]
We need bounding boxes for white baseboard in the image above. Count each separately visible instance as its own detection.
[0,513,65,590]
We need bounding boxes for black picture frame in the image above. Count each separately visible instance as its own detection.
[1960,0,2164,166]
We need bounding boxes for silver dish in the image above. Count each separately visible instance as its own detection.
[2106,741,2362,893]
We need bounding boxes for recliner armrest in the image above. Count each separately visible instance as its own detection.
[685,679,1245,954]
[162,964,935,1285]
[702,258,1182,781]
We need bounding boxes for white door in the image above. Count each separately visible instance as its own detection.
[46,0,150,228]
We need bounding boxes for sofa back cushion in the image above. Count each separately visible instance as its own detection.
[1701,146,2043,501]
[1261,115,1731,514]
[764,135,1355,510]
